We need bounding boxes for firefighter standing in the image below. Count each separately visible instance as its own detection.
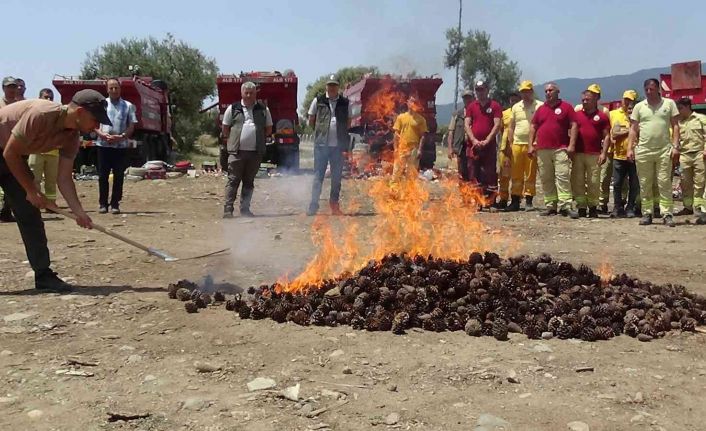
[571,89,611,218]
[464,80,502,206]
[307,75,350,216]
[497,92,521,210]
[392,95,427,181]
[609,90,639,218]
[505,80,542,212]
[222,81,273,218]
[627,78,680,227]
[674,97,706,222]
[29,89,60,210]
[0,76,19,222]
[574,84,611,213]
[529,82,579,218]
[447,90,473,181]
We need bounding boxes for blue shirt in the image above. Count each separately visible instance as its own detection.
[96,98,137,148]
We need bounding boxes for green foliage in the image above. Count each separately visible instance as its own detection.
[444,29,521,106]
[301,66,380,117]
[81,33,218,152]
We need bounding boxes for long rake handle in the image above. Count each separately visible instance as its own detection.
[50,207,153,254]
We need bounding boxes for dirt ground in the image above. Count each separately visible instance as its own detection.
[2,146,706,431]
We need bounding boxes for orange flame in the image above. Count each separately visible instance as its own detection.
[598,260,614,285]
[274,87,514,294]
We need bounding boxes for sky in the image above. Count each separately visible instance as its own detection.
[4,0,706,107]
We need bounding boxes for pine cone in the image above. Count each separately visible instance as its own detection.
[238,305,252,319]
[464,319,482,336]
[194,296,207,309]
[557,322,573,339]
[213,291,226,302]
[548,316,563,334]
[184,301,198,313]
[580,326,597,342]
[492,319,509,341]
[199,293,212,306]
[190,289,202,301]
[681,318,697,332]
[594,326,615,340]
[481,320,493,336]
[225,299,237,311]
[167,283,179,299]
[309,309,326,326]
[392,312,410,335]
[350,314,365,330]
[175,288,192,301]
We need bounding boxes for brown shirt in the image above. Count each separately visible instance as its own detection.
[0,97,15,109]
[0,100,79,158]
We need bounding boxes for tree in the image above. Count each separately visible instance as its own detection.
[301,66,380,120]
[444,29,521,106]
[81,34,218,152]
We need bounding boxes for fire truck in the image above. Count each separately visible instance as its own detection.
[215,70,299,170]
[660,60,706,113]
[343,74,443,171]
[52,76,171,169]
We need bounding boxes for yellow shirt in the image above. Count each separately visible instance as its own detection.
[609,107,631,161]
[510,99,542,145]
[393,111,428,152]
[678,112,706,154]
[630,98,679,154]
[500,108,512,151]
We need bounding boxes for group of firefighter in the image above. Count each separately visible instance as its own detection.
[446,78,706,227]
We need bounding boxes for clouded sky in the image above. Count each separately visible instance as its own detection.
[4,0,705,105]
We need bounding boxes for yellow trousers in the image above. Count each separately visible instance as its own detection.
[598,156,612,206]
[570,153,601,208]
[393,149,418,180]
[498,150,511,201]
[635,148,673,216]
[680,151,705,212]
[510,144,537,197]
[28,153,59,201]
[537,148,572,211]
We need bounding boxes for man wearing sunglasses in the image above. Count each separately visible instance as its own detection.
[1,89,110,292]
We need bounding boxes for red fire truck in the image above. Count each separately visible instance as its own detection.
[343,74,443,170]
[216,70,299,170]
[52,76,171,169]
[660,60,706,113]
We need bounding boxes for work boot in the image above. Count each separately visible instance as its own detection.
[223,206,234,219]
[577,208,587,218]
[598,204,609,214]
[560,208,580,219]
[674,207,693,216]
[639,214,653,225]
[240,208,255,217]
[0,207,15,223]
[505,196,521,212]
[588,207,599,218]
[98,205,108,214]
[663,214,676,227]
[696,213,706,225]
[653,207,661,218]
[540,208,557,216]
[330,202,344,216]
[494,199,508,210]
[524,196,536,212]
[35,269,72,293]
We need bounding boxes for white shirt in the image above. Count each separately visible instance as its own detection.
[222,101,273,151]
[308,95,351,147]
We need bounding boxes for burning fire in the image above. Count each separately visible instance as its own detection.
[598,261,614,285]
[275,87,514,293]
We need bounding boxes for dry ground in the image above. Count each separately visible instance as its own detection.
[1,146,706,431]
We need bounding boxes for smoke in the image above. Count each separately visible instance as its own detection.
[217,172,317,284]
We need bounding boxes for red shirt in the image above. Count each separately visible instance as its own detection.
[531,100,576,149]
[465,99,502,140]
[575,109,609,154]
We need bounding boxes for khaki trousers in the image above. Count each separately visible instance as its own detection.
[537,148,572,211]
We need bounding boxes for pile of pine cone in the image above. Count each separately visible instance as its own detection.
[167,252,705,341]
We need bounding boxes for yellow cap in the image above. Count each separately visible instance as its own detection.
[518,80,533,91]
[587,83,602,94]
[622,90,637,101]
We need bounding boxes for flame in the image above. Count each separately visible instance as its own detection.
[598,261,614,285]
[274,87,514,294]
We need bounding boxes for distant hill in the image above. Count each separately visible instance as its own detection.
[436,63,705,126]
